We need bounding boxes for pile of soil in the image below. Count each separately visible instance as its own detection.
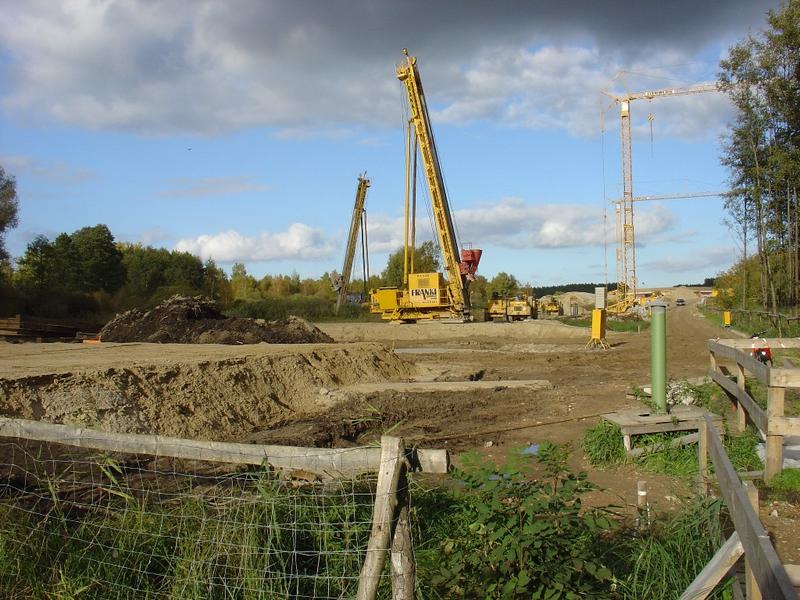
[99,295,333,344]
[0,343,415,441]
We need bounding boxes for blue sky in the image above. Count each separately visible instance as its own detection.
[0,1,783,287]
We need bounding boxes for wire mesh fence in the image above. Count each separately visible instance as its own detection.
[0,437,399,599]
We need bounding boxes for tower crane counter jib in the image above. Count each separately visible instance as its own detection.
[370,51,482,322]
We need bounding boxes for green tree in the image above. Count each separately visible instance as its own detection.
[230,262,259,300]
[381,240,441,287]
[51,233,82,293]
[0,166,18,262]
[163,251,204,291]
[719,0,800,310]
[487,272,519,297]
[469,274,489,306]
[203,258,230,303]
[70,225,125,293]
[119,244,167,300]
[14,235,56,293]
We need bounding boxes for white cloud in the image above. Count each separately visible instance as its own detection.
[453,198,676,249]
[174,223,336,262]
[1,154,95,183]
[641,245,736,274]
[158,176,270,198]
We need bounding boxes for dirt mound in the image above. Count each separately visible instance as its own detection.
[0,343,414,441]
[100,295,332,344]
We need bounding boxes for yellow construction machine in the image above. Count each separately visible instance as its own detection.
[330,175,371,314]
[539,297,563,317]
[370,50,482,322]
[485,292,537,322]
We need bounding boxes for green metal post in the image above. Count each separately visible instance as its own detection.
[650,302,667,414]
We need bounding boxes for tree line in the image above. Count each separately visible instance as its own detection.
[0,204,550,321]
[717,0,800,311]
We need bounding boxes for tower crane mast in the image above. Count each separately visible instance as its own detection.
[605,83,719,311]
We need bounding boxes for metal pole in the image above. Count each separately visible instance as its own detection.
[650,302,667,413]
[410,135,417,274]
[403,120,411,285]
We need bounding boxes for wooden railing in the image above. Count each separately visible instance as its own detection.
[681,416,798,599]
[708,338,800,480]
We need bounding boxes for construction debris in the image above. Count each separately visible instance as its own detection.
[99,295,333,344]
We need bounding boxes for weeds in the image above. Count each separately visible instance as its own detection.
[602,498,731,600]
[0,444,744,600]
[582,419,761,477]
[582,420,626,466]
[762,468,800,503]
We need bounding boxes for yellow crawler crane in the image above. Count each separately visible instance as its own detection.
[330,175,370,314]
[371,50,481,322]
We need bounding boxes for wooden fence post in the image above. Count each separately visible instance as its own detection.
[357,436,404,600]
[766,386,785,482]
[736,362,747,433]
[390,464,415,600]
[744,481,763,600]
[698,417,709,496]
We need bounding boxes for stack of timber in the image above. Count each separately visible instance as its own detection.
[0,315,101,341]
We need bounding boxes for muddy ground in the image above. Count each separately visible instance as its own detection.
[2,287,798,562]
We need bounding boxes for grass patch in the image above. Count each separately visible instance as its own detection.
[699,305,800,338]
[743,377,800,416]
[582,420,627,466]
[684,381,731,415]
[761,468,800,503]
[558,315,650,332]
[582,420,761,477]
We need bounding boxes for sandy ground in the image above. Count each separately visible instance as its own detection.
[1,287,798,562]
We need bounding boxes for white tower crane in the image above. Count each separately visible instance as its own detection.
[603,83,719,311]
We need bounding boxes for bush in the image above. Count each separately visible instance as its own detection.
[429,444,614,598]
[226,295,334,321]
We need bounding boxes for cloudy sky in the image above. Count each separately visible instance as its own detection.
[0,0,782,286]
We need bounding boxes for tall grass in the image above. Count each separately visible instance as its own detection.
[0,475,380,599]
[602,498,731,599]
[0,450,741,600]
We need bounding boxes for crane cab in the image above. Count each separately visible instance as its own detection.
[371,272,458,321]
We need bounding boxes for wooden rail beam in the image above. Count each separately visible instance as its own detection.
[0,418,449,478]
[703,415,797,599]
[708,368,768,433]
[680,533,743,600]
[707,340,770,384]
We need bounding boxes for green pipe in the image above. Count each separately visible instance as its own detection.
[650,302,667,414]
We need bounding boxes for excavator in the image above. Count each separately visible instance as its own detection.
[330,175,370,314]
[370,50,482,322]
